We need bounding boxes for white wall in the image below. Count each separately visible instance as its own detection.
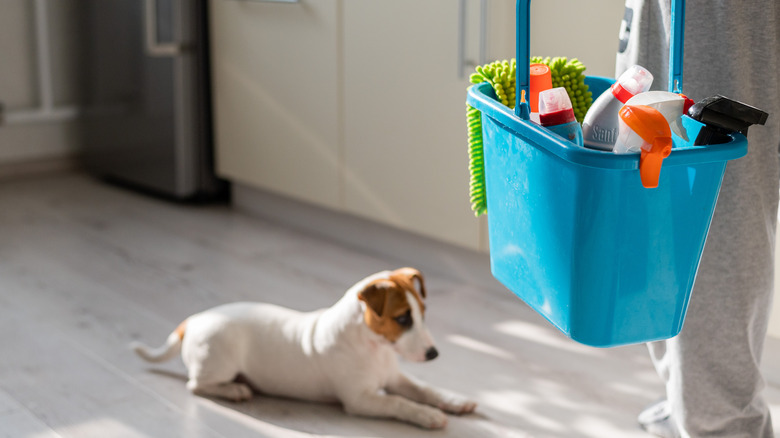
[530,0,625,78]
[0,0,82,165]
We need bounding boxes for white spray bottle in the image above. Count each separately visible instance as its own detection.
[582,65,654,151]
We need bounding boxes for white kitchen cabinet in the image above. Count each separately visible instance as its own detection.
[342,0,512,250]
[209,0,512,250]
[209,0,341,209]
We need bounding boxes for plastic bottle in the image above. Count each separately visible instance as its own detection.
[529,63,553,124]
[582,65,654,151]
[624,91,689,141]
[612,105,672,188]
[538,87,583,146]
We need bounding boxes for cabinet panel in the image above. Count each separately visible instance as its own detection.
[342,0,506,250]
[210,0,341,208]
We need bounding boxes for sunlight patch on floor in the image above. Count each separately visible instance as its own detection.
[446,334,516,360]
[62,418,150,438]
[571,415,648,438]
[493,319,606,357]
[478,389,567,434]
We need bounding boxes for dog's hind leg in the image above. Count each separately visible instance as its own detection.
[185,361,252,402]
[180,322,253,402]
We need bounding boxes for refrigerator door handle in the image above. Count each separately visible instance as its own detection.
[145,0,182,57]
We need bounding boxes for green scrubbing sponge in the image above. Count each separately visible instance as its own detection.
[531,56,593,123]
[470,59,517,109]
[466,57,592,217]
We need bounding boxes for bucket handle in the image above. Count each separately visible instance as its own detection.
[514,0,687,120]
[669,0,685,94]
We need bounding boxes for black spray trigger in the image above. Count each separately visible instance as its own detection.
[688,95,769,145]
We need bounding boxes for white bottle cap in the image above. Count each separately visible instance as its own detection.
[613,65,654,102]
[538,87,575,126]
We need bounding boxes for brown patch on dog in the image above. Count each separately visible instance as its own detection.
[389,267,426,309]
[357,268,427,342]
[174,319,187,340]
[390,267,426,298]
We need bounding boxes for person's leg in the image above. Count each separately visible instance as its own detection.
[641,152,777,438]
[656,208,775,437]
[617,1,780,436]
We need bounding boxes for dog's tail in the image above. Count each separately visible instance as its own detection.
[131,319,187,363]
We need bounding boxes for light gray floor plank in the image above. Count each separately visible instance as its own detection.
[0,174,777,438]
[0,309,225,438]
[0,389,64,438]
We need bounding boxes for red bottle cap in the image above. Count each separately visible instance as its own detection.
[679,94,695,114]
[529,63,553,113]
[611,65,654,103]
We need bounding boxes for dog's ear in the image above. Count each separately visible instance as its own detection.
[358,279,393,316]
[393,267,426,298]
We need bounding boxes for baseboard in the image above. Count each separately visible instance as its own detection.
[0,155,81,182]
[232,183,504,292]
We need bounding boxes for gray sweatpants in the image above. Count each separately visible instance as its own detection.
[617,1,780,436]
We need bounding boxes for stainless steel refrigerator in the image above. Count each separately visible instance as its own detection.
[79,0,223,199]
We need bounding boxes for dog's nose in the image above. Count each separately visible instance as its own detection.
[425,347,439,361]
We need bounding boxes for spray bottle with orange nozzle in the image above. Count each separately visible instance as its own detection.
[612,105,673,188]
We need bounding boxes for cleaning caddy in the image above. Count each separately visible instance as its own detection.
[466,0,749,347]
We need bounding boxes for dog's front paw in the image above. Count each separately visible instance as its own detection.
[411,405,448,429]
[438,395,477,415]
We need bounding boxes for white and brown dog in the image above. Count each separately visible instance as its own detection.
[132,268,476,429]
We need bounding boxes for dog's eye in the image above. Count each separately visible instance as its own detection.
[394,311,412,328]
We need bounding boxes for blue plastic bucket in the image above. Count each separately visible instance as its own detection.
[466,0,748,347]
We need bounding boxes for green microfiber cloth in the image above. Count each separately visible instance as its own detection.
[466,59,516,217]
[466,57,592,217]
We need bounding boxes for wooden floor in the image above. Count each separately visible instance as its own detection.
[0,174,778,438]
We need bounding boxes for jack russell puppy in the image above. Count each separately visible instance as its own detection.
[132,268,476,429]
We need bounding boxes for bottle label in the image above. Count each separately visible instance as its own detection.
[585,124,619,150]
